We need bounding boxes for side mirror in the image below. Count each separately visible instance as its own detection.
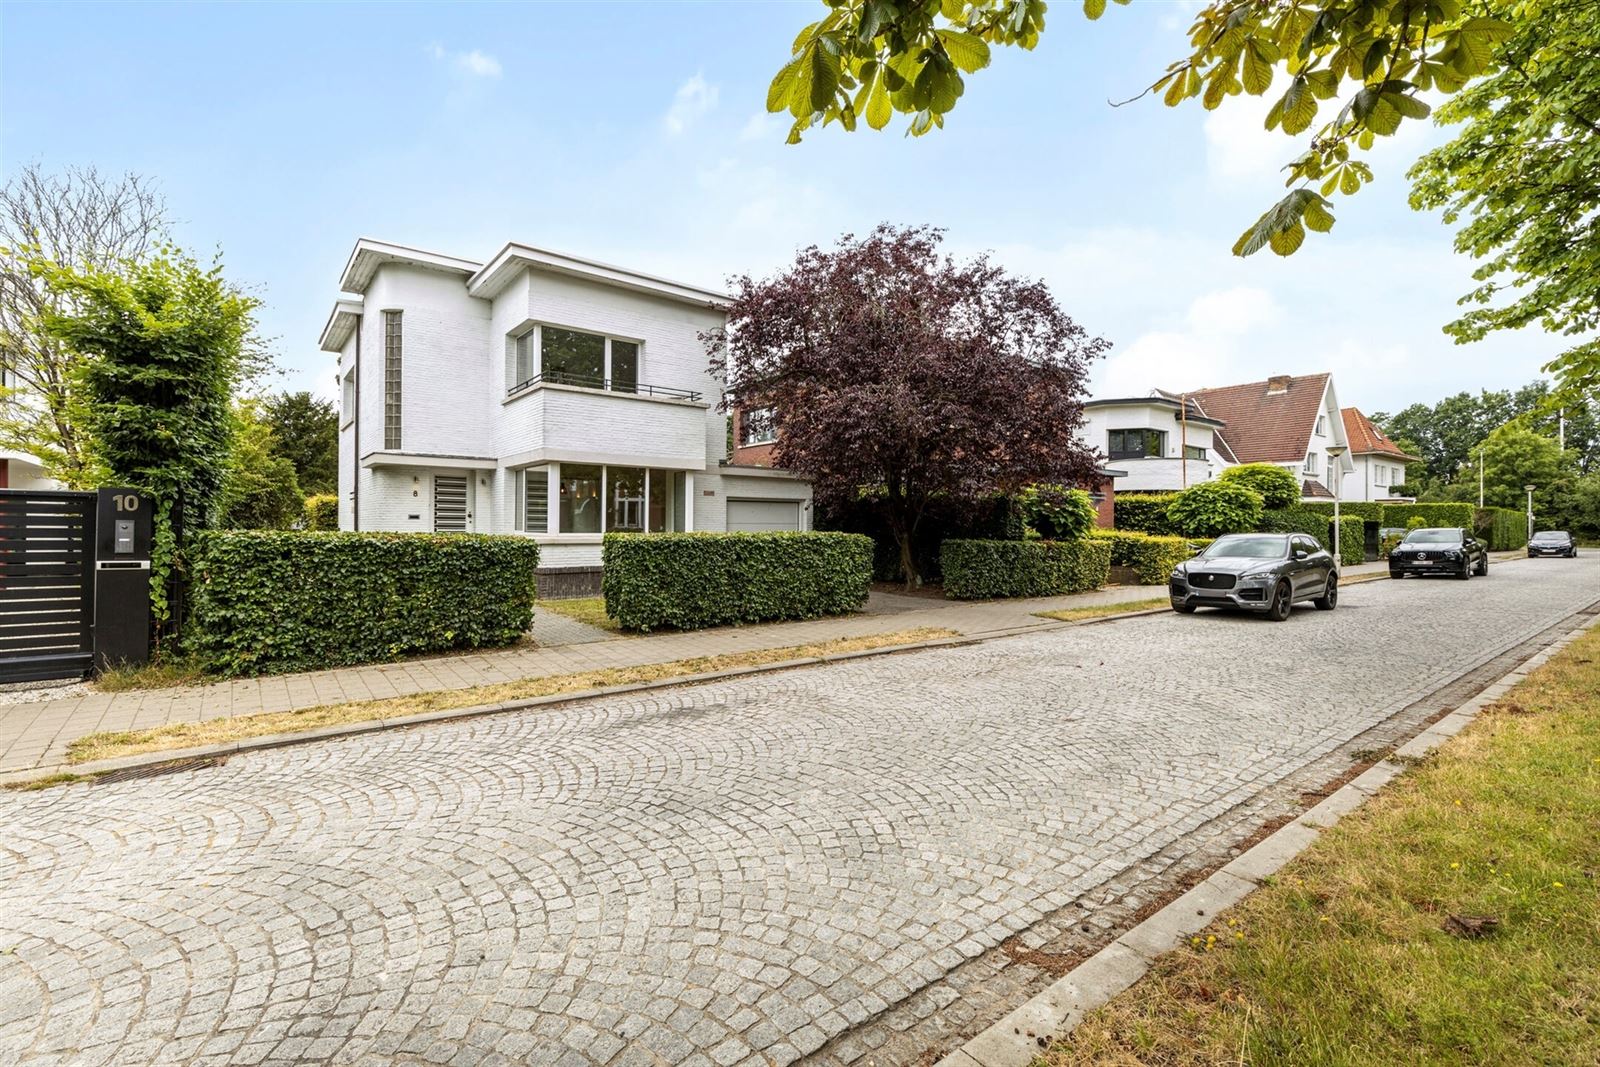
[1293,548,1308,560]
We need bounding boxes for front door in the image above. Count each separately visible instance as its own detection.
[433,475,472,532]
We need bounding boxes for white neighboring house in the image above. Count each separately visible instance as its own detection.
[1085,374,1357,501]
[0,365,66,491]
[320,238,812,595]
[1340,407,1420,502]
[1080,392,1230,491]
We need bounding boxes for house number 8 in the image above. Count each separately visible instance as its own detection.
[113,494,140,513]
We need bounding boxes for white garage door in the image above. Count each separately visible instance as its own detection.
[726,499,801,532]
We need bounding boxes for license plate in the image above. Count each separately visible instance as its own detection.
[1413,559,1432,566]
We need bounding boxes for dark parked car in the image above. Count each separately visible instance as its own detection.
[1388,527,1488,579]
[1170,533,1338,621]
[1528,530,1577,558]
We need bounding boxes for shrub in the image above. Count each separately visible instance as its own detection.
[1475,506,1529,550]
[1166,482,1265,537]
[1331,516,1365,565]
[602,532,872,631]
[184,531,540,675]
[1381,502,1475,529]
[1112,492,1180,535]
[818,492,1020,582]
[1019,484,1097,541]
[304,494,339,531]
[1092,529,1206,585]
[941,539,1111,599]
[1300,500,1386,523]
[1258,507,1330,536]
[1218,463,1301,509]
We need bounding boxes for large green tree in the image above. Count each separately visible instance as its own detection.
[219,401,304,530]
[1476,420,1567,512]
[768,1,1600,387]
[34,247,261,628]
[263,390,338,493]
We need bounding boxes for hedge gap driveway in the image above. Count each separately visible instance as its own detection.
[3,556,1596,1066]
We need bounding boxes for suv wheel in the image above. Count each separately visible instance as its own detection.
[1268,580,1292,621]
[1475,553,1489,576]
[1313,575,1338,610]
[1457,558,1472,580]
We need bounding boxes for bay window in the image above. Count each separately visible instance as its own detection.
[523,463,687,535]
[508,324,644,394]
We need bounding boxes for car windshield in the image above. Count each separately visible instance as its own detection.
[1532,531,1568,542]
[1403,529,1461,544]
[1201,535,1287,559]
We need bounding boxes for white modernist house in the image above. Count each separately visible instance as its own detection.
[0,366,66,491]
[1080,392,1230,492]
[320,238,812,594]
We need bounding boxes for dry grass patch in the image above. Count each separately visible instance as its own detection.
[537,597,625,634]
[3,772,94,792]
[65,627,958,765]
[93,656,208,692]
[1034,597,1170,623]
[1041,626,1600,1067]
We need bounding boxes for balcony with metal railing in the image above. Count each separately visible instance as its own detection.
[506,370,701,403]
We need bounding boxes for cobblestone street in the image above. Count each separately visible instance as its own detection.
[3,557,1597,1066]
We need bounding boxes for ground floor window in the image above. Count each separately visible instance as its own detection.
[521,463,687,534]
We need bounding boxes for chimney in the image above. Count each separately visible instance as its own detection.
[1266,374,1292,395]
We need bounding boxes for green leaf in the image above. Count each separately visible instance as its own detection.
[865,72,892,129]
[1268,220,1306,256]
[1083,0,1107,19]
[1392,93,1431,120]
[935,29,991,73]
[1280,78,1317,134]
[1242,41,1274,95]
[767,58,800,113]
[1456,17,1514,74]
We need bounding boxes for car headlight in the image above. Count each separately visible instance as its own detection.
[1237,569,1274,583]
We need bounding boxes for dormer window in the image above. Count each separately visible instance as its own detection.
[1315,415,1326,436]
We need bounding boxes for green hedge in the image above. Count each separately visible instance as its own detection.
[1475,506,1529,550]
[1380,502,1475,529]
[941,538,1112,599]
[1092,529,1207,585]
[184,531,540,675]
[303,494,339,531]
[602,532,872,632]
[1112,493,1181,535]
[1258,507,1332,536]
[1300,500,1385,523]
[819,493,1020,582]
[1332,516,1365,565]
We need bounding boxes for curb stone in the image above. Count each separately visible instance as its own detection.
[932,609,1600,1067]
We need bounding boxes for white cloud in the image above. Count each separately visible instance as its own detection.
[1185,286,1281,335]
[1159,0,1207,32]
[663,73,719,136]
[427,43,502,78]
[739,111,784,142]
[1204,92,1286,182]
[1099,287,1281,395]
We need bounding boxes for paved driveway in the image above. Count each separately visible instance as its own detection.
[3,557,1597,1066]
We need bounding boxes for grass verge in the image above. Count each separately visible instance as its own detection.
[3,772,94,792]
[537,596,624,634]
[1033,597,1170,623]
[1040,625,1600,1067]
[62,627,959,766]
[93,656,208,692]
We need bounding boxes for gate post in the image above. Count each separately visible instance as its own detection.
[93,488,153,671]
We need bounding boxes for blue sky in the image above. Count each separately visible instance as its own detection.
[0,0,1557,415]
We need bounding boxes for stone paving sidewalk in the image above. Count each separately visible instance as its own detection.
[0,581,1179,775]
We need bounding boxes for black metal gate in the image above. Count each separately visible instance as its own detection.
[0,489,97,683]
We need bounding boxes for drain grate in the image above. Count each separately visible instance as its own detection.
[93,755,229,785]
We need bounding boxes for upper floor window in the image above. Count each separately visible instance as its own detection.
[740,408,777,446]
[1184,444,1207,461]
[1315,415,1327,436]
[510,324,641,395]
[1375,463,1387,486]
[383,311,402,449]
[341,369,355,427]
[1304,451,1318,475]
[0,362,15,390]
[1108,428,1166,460]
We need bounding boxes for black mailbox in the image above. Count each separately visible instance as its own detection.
[93,488,153,671]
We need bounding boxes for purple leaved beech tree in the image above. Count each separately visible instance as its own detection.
[707,224,1109,589]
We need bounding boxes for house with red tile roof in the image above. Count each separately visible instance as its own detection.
[1087,372,1374,501]
[1341,407,1422,502]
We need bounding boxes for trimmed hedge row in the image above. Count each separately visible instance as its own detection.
[1475,506,1529,550]
[1112,493,1181,535]
[1301,500,1385,523]
[941,539,1112,600]
[602,532,872,632]
[184,531,540,676]
[1332,516,1365,565]
[1092,529,1208,585]
[1380,502,1475,528]
[820,494,1020,582]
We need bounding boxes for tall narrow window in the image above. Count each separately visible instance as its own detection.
[383,311,403,449]
[610,340,639,393]
[559,464,603,533]
[607,467,647,532]
[517,468,549,533]
[514,330,537,388]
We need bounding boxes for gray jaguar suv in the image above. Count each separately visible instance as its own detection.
[1170,533,1338,621]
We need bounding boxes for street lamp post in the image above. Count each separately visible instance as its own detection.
[1327,445,1349,565]
[1526,484,1537,542]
